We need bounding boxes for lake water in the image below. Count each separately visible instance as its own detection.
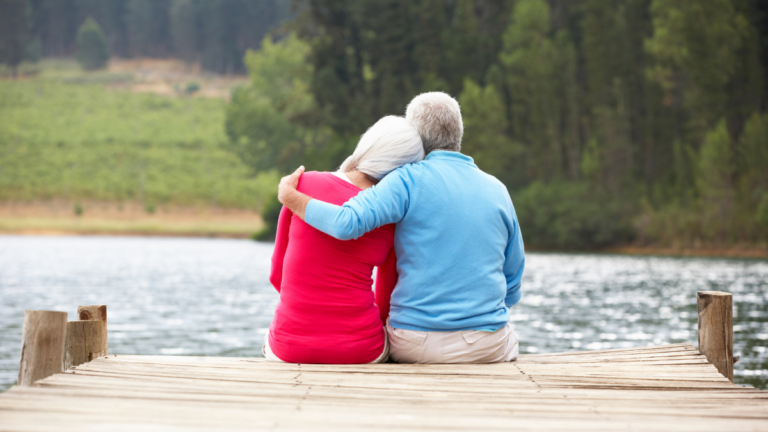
[1,235,766,391]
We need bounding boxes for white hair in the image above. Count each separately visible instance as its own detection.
[340,116,425,181]
[405,92,463,153]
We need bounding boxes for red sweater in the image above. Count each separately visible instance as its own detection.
[268,171,398,364]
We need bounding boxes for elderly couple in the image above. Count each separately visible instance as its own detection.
[264,92,525,364]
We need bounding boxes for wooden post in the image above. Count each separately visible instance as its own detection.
[64,320,105,370]
[697,291,734,382]
[77,305,107,355]
[17,310,68,386]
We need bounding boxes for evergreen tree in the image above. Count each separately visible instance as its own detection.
[553,29,581,182]
[498,0,575,183]
[304,0,369,136]
[739,113,768,234]
[696,120,734,241]
[740,113,768,191]
[365,0,418,117]
[22,0,290,70]
[125,0,170,57]
[34,0,78,56]
[0,0,31,74]
[74,0,122,49]
[198,0,292,74]
[75,16,109,70]
[414,0,449,92]
[581,0,634,191]
[449,0,482,90]
[125,0,151,57]
[198,0,239,73]
[170,0,198,64]
[458,78,522,186]
[645,0,756,141]
[226,34,329,173]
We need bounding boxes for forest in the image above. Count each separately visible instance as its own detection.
[0,0,293,74]
[1,0,767,250]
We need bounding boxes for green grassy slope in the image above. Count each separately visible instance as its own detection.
[0,63,277,210]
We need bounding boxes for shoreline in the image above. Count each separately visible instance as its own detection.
[516,245,767,260]
[1,201,765,258]
[0,229,252,239]
[0,201,263,239]
[2,228,766,258]
[601,245,768,260]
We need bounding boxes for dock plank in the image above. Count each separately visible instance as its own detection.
[0,343,766,431]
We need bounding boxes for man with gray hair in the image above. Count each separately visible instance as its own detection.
[278,92,525,364]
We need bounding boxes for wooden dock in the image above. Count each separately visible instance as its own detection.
[1,343,767,431]
[2,292,767,431]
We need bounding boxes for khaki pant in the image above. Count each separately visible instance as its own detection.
[386,319,518,364]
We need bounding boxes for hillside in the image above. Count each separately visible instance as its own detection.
[0,60,277,237]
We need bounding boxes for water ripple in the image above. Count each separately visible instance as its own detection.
[0,236,766,390]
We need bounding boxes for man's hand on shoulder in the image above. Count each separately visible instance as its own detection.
[277,166,311,220]
[277,166,304,202]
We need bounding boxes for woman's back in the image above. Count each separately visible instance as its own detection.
[269,171,395,364]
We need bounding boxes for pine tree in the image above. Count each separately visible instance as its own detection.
[73,0,120,49]
[554,29,581,182]
[170,0,197,64]
[740,114,768,189]
[35,0,79,57]
[645,0,754,141]
[739,113,768,233]
[580,0,645,192]
[125,0,150,56]
[498,0,573,182]
[458,78,522,186]
[0,0,31,75]
[226,34,326,173]
[449,0,482,91]
[414,0,449,92]
[75,16,109,70]
[125,0,170,57]
[696,120,734,241]
[199,0,239,73]
[304,0,369,136]
[365,0,418,117]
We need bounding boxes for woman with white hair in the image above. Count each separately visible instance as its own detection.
[264,116,424,364]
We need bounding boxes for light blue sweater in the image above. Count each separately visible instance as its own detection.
[305,151,525,332]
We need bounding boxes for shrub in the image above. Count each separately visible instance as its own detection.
[185,82,200,95]
[76,17,109,71]
[252,193,282,241]
[514,181,635,249]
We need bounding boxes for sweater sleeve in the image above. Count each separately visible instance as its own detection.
[269,205,293,293]
[374,247,398,326]
[503,200,525,307]
[304,167,412,240]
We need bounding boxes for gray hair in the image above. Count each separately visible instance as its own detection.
[405,92,463,153]
[340,116,425,181]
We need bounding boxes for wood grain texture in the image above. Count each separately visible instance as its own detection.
[697,291,734,382]
[1,343,766,431]
[17,310,67,387]
[76,305,107,355]
[64,321,105,370]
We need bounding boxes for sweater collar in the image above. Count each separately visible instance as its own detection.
[426,150,476,166]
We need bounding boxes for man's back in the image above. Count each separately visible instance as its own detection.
[305,150,525,332]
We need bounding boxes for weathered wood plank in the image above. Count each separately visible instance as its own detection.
[76,305,108,356]
[698,291,734,382]
[64,320,104,370]
[17,310,68,387]
[2,344,767,432]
